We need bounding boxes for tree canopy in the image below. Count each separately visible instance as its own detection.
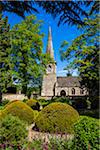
[60,14,99,98]
[36,1,99,26]
[1,1,99,26]
[0,15,52,101]
[11,15,51,97]
[0,15,13,101]
[0,1,37,18]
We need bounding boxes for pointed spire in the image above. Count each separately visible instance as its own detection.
[46,26,54,59]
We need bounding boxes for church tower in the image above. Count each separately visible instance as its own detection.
[41,27,57,99]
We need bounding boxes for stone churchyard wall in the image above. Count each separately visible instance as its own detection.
[2,94,28,101]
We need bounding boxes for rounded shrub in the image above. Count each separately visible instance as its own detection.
[35,102,79,133]
[0,110,6,120]
[0,114,27,147]
[3,100,36,124]
[26,99,40,110]
[4,100,19,108]
[71,116,99,150]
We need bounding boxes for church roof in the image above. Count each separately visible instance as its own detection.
[57,76,81,87]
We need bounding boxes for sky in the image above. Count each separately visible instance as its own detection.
[4,4,82,76]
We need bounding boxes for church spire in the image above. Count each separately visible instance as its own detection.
[46,26,54,59]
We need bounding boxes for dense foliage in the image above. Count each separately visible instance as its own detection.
[35,102,79,133]
[36,1,99,26]
[60,14,99,99]
[0,99,9,107]
[0,15,12,102]
[0,114,27,147]
[71,116,99,150]
[26,99,40,111]
[11,15,51,97]
[3,100,36,124]
[51,97,72,105]
[1,1,99,27]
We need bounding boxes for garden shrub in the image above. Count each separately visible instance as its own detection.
[38,98,50,108]
[3,100,36,124]
[74,99,87,109]
[71,116,99,150]
[26,99,40,111]
[0,114,27,147]
[4,100,19,108]
[79,109,99,119]
[0,99,9,106]
[0,110,6,120]
[51,97,72,105]
[35,102,79,133]
[91,97,99,109]
[22,98,28,103]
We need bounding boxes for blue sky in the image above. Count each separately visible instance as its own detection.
[4,5,82,76]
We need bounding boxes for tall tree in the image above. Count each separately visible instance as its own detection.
[1,1,99,27]
[0,15,12,102]
[0,1,37,18]
[60,14,99,99]
[36,1,99,26]
[11,15,51,97]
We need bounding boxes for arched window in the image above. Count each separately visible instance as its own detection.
[80,89,84,95]
[60,90,66,97]
[48,65,52,69]
[47,64,52,73]
[72,88,75,95]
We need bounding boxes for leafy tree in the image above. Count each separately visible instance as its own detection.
[60,14,99,99]
[0,1,37,18]
[1,1,99,27]
[11,15,51,97]
[0,15,13,102]
[36,1,99,26]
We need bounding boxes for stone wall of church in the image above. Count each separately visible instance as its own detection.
[55,86,88,96]
[2,94,28,101]
[41,74,56,97]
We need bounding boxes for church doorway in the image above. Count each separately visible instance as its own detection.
[60,90,66,97]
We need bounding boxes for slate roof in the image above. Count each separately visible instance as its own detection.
[57,77,81,87]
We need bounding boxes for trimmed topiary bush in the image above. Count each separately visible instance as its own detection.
[35,102,79,133]
[4,100,19,108]
[0,110,6,120]
[3,100,36,124]
[71,116,99,150]
[0,114,27,147]
[26,99,40,111]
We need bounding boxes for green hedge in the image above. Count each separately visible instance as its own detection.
[51,97,72,105]
[26,99,40,110]
[71,116,99,150]
[35,102,79,133]
[3,100,37,124]
[0,114,27,147]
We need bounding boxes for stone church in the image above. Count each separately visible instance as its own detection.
[3,27,88,101]
[41,27,88,99]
